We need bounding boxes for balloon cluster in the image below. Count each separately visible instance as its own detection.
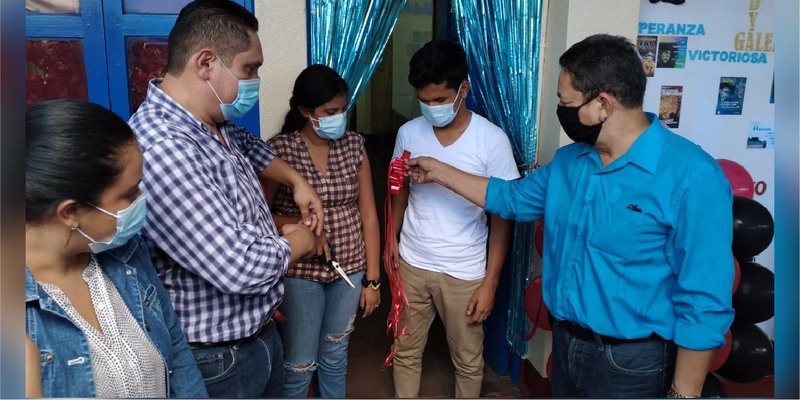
[704,159,775,394]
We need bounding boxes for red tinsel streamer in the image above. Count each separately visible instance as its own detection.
[382,153,411,369]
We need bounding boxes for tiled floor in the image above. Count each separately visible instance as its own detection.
[345,298,523,399]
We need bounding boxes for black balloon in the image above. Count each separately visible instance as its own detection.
[716,324,774,383]
[701,373,726,398]
[732,261,774,324]
[732,197,774,259]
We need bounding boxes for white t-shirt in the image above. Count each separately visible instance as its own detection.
[392,112,520,280]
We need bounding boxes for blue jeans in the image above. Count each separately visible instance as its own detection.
[279,271,364,398]
[190,320,284,398]
[550,320,677,398]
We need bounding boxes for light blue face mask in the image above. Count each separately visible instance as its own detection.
[419,83,465,127]
[76,193,148,254]
[310,112,347,140]
[207,58,260,120]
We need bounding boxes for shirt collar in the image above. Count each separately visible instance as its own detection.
[26,237,141,302]
[102,235,142,264]
[624,112,666,175]
[25,268,39,302]
[574,112,665,175]
[145,78,226,138]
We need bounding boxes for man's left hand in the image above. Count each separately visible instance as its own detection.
[466,282,497,323]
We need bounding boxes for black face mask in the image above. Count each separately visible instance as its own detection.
[556,98,603,145]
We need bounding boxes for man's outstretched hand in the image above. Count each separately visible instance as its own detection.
[406,156,443,184]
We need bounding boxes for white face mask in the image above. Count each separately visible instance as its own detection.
[76,194,148,254]
[419,83,465,127]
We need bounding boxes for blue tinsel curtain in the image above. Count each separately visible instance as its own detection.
[452,0,544,357]
[308,0,408,109]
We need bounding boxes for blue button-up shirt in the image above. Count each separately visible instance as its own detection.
[485,113,734,350]
[128,79,290,344]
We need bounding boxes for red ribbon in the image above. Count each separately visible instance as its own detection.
[382,152,411,369]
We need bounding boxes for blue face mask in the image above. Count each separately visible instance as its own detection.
[419,83,465,127]
[310,112,347,140]
[207,58,260,120]
[76,194,148,254]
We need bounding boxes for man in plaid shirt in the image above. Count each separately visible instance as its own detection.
[128,1,320,397]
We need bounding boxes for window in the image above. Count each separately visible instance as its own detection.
[25,0,260,135]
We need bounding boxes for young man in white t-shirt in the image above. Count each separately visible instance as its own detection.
[390,39,520,398]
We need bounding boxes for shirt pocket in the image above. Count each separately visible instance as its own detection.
[141,284,170,343]
[588,204,647,262]
[142,284,161,313]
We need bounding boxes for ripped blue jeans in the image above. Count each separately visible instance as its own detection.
[278,271,364,398]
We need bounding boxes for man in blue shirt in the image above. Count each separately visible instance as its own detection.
[405,34,734,398]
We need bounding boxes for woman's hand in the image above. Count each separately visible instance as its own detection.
[359,285,381,318]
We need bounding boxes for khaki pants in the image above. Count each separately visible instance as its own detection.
[392,258,485,398]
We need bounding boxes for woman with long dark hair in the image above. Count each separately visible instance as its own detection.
[25,99,207,398]
[264,65,381,398]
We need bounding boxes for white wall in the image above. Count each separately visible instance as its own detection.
[527,0,641,376]
[536,0,641,164]
[255,0,308,140]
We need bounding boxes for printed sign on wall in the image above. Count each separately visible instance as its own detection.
[639,0,774,337]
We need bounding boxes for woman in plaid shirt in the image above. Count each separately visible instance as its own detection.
[263,65,381,398]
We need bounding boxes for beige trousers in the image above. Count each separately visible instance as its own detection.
[392,258,485,398]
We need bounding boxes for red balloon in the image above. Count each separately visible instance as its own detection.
[733,256,741,294]
[524,275,551,340]
[717,159,754,198]
[534,220,544,257]
[710,330,733,372]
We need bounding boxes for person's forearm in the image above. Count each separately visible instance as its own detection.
[671,347,715,397]
[260,157,306,188]
[432,163,489,208]
[272,214,299,231]
[283,230,314,265]
[485,215,514,285]
[362,213,381,280]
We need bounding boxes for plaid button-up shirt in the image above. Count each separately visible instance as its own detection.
[267,131,367,283]
[128,79,290,344]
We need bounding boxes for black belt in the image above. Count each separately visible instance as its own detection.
[189,317,274,349]
[558,320,664,345]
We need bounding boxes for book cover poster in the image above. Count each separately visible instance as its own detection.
[659,85,683,128]
[746,121,774,150]
[637,35,658,77]
[656,36,687,68]
[716,77,747,115]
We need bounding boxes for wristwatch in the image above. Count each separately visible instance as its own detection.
[361,276,381,291]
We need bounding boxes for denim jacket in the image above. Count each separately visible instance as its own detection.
[25,235,208,398]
